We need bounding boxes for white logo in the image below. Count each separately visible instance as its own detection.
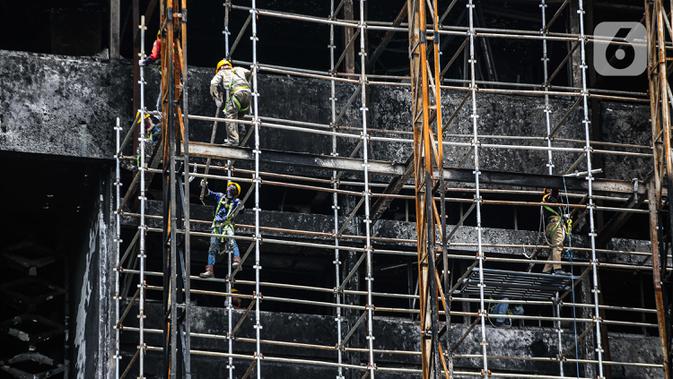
[593,22,646,77]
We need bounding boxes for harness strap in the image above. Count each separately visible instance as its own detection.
[231,93,250,112]
[542,193,562,217]
[212,197,227,227]
[232,85,251,93]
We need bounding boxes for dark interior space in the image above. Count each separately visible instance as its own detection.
[0,0,647,92]
[0,152,106,378]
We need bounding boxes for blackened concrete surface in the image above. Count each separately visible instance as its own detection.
[0,50,132,159]
[126,200,651,268]
[118,302,662,378]
[0,50,651,182]
[70,176,113,378]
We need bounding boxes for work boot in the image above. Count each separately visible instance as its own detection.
[232,256,241,269]
[199,265,214,278]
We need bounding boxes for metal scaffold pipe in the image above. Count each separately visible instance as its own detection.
[114,117,122,379]
[466,0,490,374]
[250,0,263,377]
[329,0,345,377]
[357,0,376,376]
[108,1,673,377]
[181,0,192,376]
[577,0,605,376]
[138,14,148,378]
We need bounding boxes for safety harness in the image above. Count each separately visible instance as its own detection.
[223,69,251,112]
[212,197,237,228]
[542,192,573,239]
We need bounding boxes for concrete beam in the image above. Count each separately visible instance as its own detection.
[118,302,663,378]
[0,50,132,159]
[110,0,121,59]
[123,201,652,268]
[0,49,650,181]
[188,142,649,195]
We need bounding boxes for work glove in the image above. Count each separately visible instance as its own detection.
[215,99,223,109]
[210,85,220,102]
[200,179,207,189]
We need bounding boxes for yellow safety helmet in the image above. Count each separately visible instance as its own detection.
[134,110,152,125]
[216,59,232,73]
[227,180,241,197]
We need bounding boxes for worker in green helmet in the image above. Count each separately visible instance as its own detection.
[210,59,251,145]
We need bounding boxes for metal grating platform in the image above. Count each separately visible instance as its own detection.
[454,268,577,301]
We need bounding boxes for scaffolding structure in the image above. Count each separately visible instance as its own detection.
[111,1,673,378]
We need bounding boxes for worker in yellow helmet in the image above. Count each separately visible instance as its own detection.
[199,179,245,278]
[541,188,571,275]
[210,58,252,145]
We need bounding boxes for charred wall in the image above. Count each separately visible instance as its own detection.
[0,49,650,182]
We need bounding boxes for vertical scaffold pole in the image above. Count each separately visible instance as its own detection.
[467,0,489,375]
[577,0,605,377]
[540,0,554,176]
[644,1,672,377]
[224,0,231,58]
[222,2,235,378]
[180,0,192,376]
[250,0,263,377]
[330,0,345,377]
[160,0,189,375]
[138,15,148,379]
[540,1,563,375]
[114,116,122,379]
[358,0,376,376]
[408,0,449,376]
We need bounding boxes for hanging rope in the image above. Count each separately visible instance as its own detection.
[561,176,581,377]
[536,179,581,376]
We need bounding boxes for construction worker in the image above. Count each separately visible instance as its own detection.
[133,110,162,143]
[199,180,244,278]
[490,298,524,327]
[141,31,161,66]
[210,59,251,145]
[121,111,162,171]
[229,288,242,309]
[140,30,162,111]
[541,188,572,275]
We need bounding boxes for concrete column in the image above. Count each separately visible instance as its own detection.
[342,0,355,74]
[109,0,120,59]
[567,1,581,88]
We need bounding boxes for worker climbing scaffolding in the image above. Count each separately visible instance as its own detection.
[120,110,162,172]
[199,179,245,278]
[541,188,572,275]
[210,59,251,145]
[141,31,161,66]
[137,110,161,166]
[140,30,163,111]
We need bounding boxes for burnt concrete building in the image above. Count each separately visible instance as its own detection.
[0,0,671,378]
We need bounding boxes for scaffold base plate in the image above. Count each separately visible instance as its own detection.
[455,268,577,300]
